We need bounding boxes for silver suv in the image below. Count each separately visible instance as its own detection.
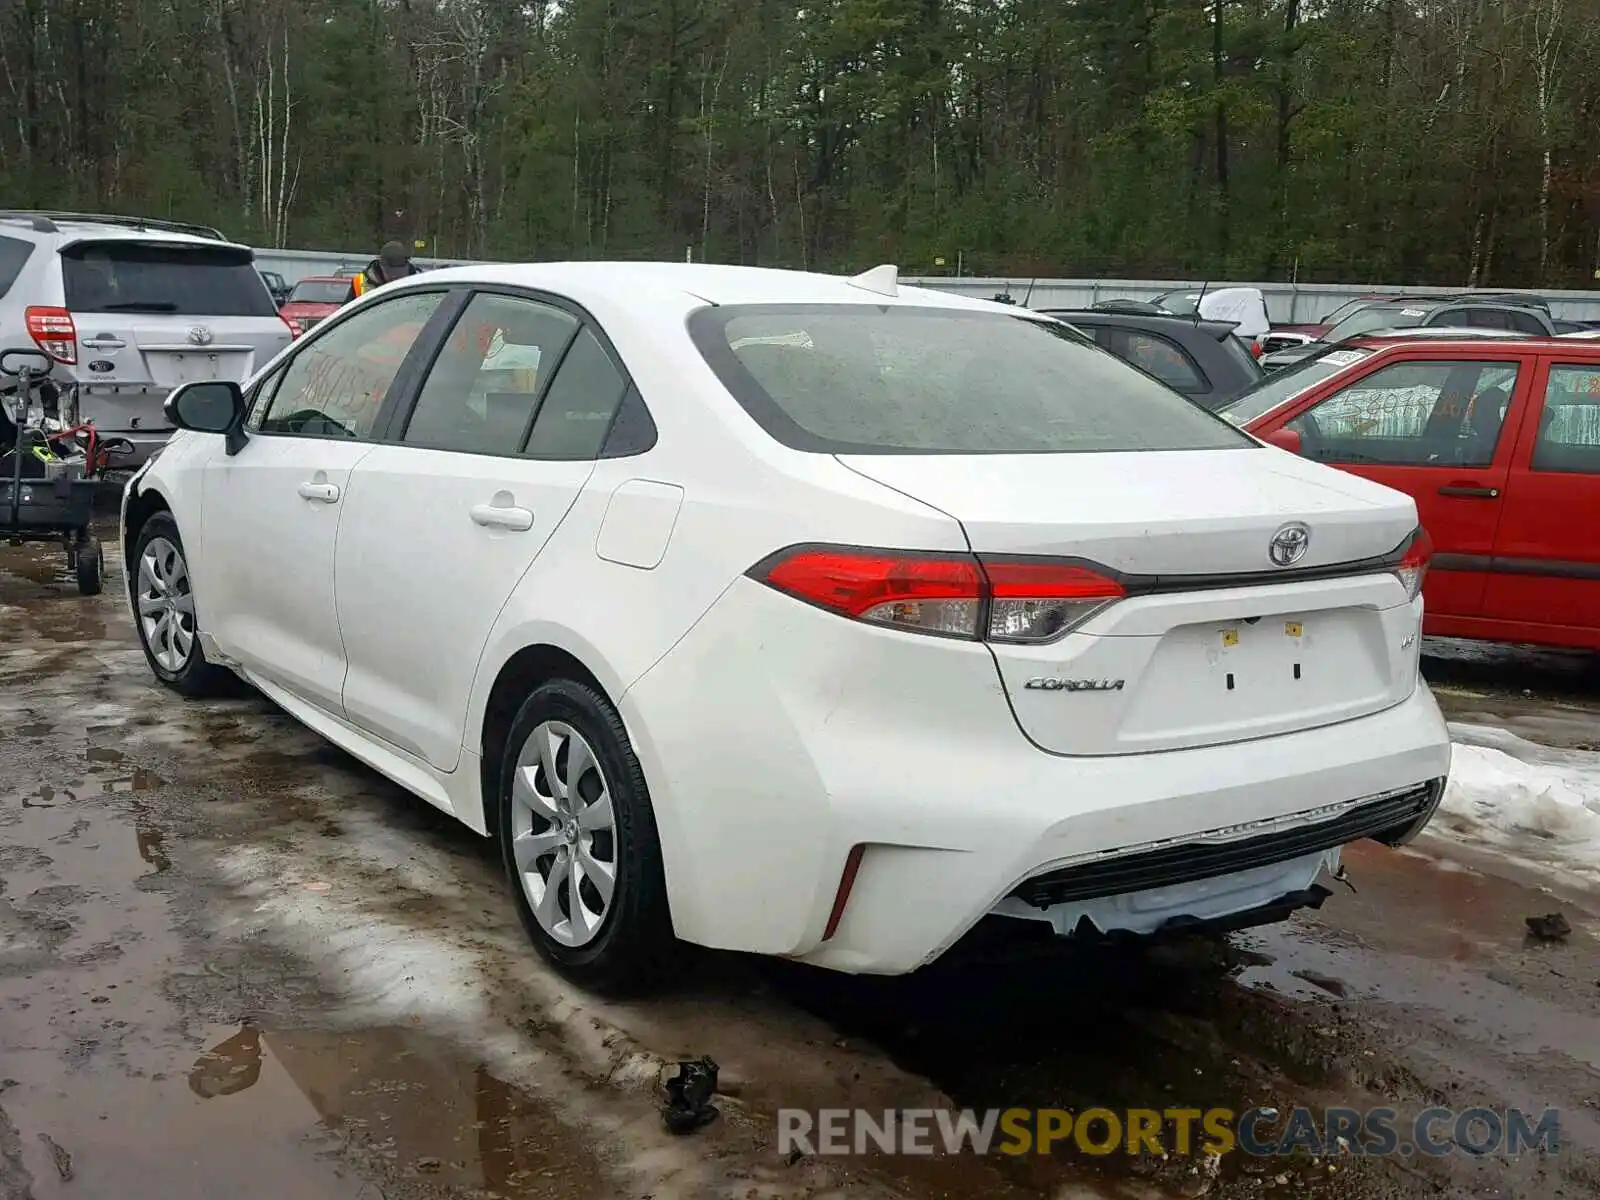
[0,211,294,468]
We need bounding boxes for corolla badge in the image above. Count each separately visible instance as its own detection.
[1268,521,1310,568]
[187,325,213,346]
[1023,678,1126,692]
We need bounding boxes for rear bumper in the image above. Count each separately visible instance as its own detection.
[622,579,1453,976]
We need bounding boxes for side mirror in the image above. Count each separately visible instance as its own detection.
[1262,427,1302,454]
[164,380,248,454]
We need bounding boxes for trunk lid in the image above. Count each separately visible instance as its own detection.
[837,448,1423,756]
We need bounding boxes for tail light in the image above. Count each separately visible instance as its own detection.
[1250,341,1265,359]
[1394,526,1432,601]
[754,547,1126,643]
[25,307,77,364]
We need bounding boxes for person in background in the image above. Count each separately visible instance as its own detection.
[347,241,422,302]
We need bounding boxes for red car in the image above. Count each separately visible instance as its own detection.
[278,275,350,335]
[1220,332,1600,652]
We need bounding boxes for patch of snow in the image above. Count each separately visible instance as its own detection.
[1436,724,1600,885]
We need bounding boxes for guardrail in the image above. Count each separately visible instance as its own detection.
[254,248,1600,323]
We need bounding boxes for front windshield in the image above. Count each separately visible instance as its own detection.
[1326,307,1428,342]
[1216,348,1375,427]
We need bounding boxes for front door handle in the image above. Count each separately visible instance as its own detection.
[1438,485,1500,499]
[470,502,534,531]
[297,481,340,503]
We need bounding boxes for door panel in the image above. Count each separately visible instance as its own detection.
[335,292,630,770]
[1482,359,1600,636]
[200,289,448,712]
[1282,357,1529,620]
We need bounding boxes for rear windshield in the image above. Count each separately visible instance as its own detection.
[1217,348,1375,426]
[1218,332,1263,380]
[60,241,277,317]
[1326,306,1427,341]
[289,279,350,304]
[689,305,1253,454]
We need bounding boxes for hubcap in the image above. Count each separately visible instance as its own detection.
[136,536,196,673]
[509,721,617,947]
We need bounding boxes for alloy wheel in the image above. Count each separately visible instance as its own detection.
[509,720,618,947]
[136,536,196,673]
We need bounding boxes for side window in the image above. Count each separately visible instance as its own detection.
[1099,328,1206,391]
[524,327,630,460]
[1531,365,1600,474]
[0,234,34,298]
[1506,310,1546,336]
[253,291,444,438]
[1288,360,1519,468]
[401,293,579,454]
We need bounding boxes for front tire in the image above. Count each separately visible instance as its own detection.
[130,513,228,697]
[497,679,675,993]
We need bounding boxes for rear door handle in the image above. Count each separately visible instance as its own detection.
[470,503,534,531]
[1438,485,1500,499]
[297,482,340,503]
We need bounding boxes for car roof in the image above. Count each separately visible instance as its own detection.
[1040,308,1241,338]
[1346,329,1600,352]
[394,261,1024,315]
[1355,296,1545,315]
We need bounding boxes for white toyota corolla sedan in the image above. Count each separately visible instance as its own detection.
[120,261,1452,990]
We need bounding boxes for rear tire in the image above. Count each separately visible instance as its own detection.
[497,678,675,994]
[75,535,103,596]
[130,513,229,697]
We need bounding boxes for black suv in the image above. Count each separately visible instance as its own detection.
[1040,309,1262,410]
[1263,297,1556,371]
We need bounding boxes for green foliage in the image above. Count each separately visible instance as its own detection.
[0,0,1596,285]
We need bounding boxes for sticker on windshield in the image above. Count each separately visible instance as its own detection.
[1320,349,1370,367]
[1399,308,1427,317]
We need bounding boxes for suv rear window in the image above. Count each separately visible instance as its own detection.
[60,241,277,316]
[0,234,34,299]
[689,305,1252,454]
[289,279,350,304]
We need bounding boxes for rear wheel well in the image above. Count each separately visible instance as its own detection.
[478,645,607,832]
[123,486,171,575]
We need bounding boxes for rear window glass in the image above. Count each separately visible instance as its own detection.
[1326,307,1428,341]
[1218,348,1374,427]
[0,234,34,298]
[1218,332,1263,379]
[689,305,1252,454]
[289,279,349,304]
[60,241,277,317]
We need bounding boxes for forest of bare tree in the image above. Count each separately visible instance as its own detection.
[0,0,1597,285]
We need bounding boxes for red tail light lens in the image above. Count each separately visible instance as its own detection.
[1395,526,1432,601]
[754,547,1125,642]
[25,306,77,364]
[761,548,984,638]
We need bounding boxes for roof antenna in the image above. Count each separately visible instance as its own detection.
[1021,275,1039,308]
[1191,279,1210,325]
[847,263,898,298]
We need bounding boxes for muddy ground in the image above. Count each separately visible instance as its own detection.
[1,526,1597,1200]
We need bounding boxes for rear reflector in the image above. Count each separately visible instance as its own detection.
[1394,526,1432,601]
[753,546,1125,643]
[25,307,77,364]
[822,844,866,941]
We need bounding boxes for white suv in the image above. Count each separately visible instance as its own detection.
[0,211,295,468]
[120,262,1452,992]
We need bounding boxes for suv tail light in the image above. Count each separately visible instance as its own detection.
[754,547,1125,643]
[25,307,77,364]
[1394,526,1432,601]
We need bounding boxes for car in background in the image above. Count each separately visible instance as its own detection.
[259,269,292,307]
[1221,332,1600,652]
[280,275,352,335]
[121,260,1450,990]
[1261,329,1317,355]
[1262,298,1556,371]
[1041,308,1261,409]
[0,210,296,468]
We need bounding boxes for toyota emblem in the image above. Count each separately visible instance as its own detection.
[187,325,213,346]
[1268,522,1311,568]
